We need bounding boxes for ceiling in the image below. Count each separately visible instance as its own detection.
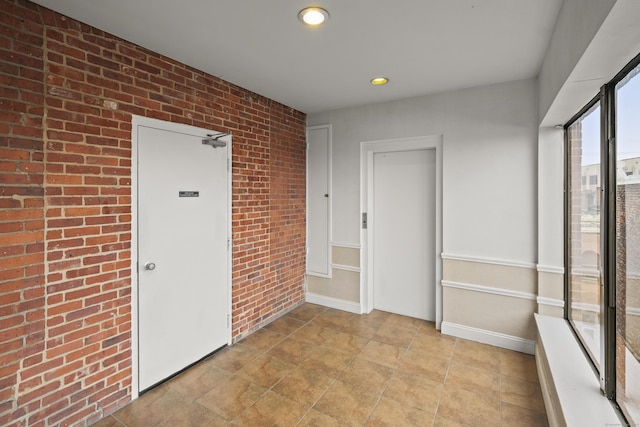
[31,0,563,114]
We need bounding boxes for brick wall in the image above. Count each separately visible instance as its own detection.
[0,1,306,425]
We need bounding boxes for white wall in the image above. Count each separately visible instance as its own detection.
[308,78,539,264]
[539,0,640,126]
[536,0,640,318]
[538,0,616,124]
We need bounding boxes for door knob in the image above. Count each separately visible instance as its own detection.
[144,262,156,271]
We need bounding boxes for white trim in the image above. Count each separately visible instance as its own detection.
[306,124,332,278]
[305,292,362,314]
[628,306,640,316]
[331,263,361,273]
[131,115,232,395]
[441,321,535,354]
[360,135,443,329]
[442,280,536,301]
[441,253,536,270]
[537,264,565,274]
[131,117,140,400]
[306,271,332,279]
[330,241,361,249]
[537,296,565,308]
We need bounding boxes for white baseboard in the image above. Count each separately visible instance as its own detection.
[441,321,535,354]
[305,292,362,314]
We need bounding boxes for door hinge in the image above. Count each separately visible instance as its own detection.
[227,314,230,328]
[227,238,230,250]
[362,212,368,229]
[227,158,230,172]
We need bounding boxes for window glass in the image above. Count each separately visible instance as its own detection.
[615,62,640,424]
[568,102,602,367]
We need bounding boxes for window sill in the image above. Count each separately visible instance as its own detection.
[534,314,623,427]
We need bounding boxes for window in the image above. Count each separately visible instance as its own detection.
[565,53,640,426]
[614,60,640,424]
[567,101,602,367]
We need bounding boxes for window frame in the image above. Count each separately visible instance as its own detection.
[564,50,640,425]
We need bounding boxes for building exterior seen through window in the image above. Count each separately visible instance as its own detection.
[614,61,640,425]
[568,103,602,367]
[566,54,640,426]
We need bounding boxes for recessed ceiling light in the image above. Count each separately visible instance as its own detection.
[298,7,329,26]
[370,77,390,85]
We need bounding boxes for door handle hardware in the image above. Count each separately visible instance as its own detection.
[144,262,156,271]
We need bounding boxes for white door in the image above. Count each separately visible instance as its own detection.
[137,124,229,391]
[307,125,331,276]
[372,149,436,320]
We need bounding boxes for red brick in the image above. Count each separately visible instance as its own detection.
[1,1,305,425]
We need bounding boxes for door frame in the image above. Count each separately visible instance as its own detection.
[360,135,443,328]
[130,115,232,397]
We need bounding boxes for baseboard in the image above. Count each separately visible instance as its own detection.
[305,292,362,314]
[441,321,535,354]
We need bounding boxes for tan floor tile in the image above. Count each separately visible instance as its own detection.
[312,309,357,330]
[383,370,442,413]
[272,367,334,407]
[114,387,191,427]
[416,321,445,337]
[167,360,231,400]
[409,333,456,358]
[339,357,394,394]
[340,318,381,339]
[432,416,465,427]
[501,402,549,426]
[91,415,124,427]
[383,313,425,330]
[445,359,501,400]
[500,348,539,382]
[267,336,316,364]
[365,397,434,426]
[236,328,285,352]
[373,323,416,348]
[437,385,501,427]
[196,375,267,420]
[360,309,390,326]
[313,380,379,426]
[231,391,307,426]
[291,323,339,345]
[285,303,326,322]
[264,315,307,336]
[99,305,548,427]
[210,345,259,372]
[398,348,450,382]
[236,354,295,388]
[162,401,229,427]
[359,340,404,369]
[501,375,546,413]
[297,409,342,427]
[451,338,501,371]
[326,331,369,355]
[300,345,354,378]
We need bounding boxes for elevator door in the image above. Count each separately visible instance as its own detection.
[372,149,436,320]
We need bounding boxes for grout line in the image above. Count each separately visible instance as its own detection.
[431,337,457,427]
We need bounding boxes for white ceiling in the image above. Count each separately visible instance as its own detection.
[31,0,563,114]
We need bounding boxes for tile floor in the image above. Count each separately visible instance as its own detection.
[94,303,548,426]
